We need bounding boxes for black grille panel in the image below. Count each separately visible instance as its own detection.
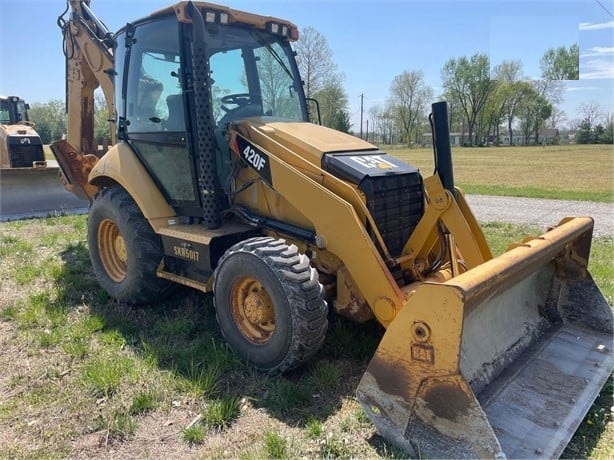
[360,172,424,258]
[322,151,425,259]
[7,136,44,167]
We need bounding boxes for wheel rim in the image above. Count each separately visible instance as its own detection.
[98,218,127,283]
[230,276,275,345]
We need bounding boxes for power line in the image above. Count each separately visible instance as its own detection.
[595,0,614,18]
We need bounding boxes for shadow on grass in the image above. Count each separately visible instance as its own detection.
[56,242,394,432]
[56,242,612,457]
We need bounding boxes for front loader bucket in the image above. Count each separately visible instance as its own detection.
[357,217,612,459]
[0,166,88,221]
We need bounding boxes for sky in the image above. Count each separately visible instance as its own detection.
[1,0,613,132]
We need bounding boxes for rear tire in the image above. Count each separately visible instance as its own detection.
[213,237,328,373]
[87,185,171,304]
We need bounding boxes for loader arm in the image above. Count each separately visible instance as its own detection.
[51,0,116,200]
[228,127,407,325]
[229,105,612,458]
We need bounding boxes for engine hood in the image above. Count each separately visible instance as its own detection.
[0,123,40,138]
[236,118,378,167]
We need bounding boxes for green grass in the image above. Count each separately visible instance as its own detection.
[0,191,612,458]
[263,430,289,458]
[201,395,241,430]
[182,424,206,444]
[388,144,614,202]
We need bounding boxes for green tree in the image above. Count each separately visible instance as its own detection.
[517,91,552,144]
[93,91,113,145]
[28,99,66,144]
[540,44,579,80]
[491,60,532,145]
[598,122,613,144]
[441,53,494,145]
[477,83,505,145]
[388,70,433,146]
[501,81,534,145]
[575,119,593,144]
[314,79,351,132]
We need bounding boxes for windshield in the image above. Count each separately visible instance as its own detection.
[0,99,27,124]
[15,100,29,122]
[208,26,308,124]
[121,18,308,133]
[0,100,10,124]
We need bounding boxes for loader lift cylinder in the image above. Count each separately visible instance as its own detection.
[431,101,456,198]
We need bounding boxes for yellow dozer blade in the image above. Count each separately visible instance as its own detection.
[357,217,612,459]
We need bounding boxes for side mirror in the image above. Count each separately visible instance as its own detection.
[306,98,321,125]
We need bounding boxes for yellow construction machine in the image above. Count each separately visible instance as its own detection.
[0,95,84,219]
[0,95,46,169]
[52,1,612,458]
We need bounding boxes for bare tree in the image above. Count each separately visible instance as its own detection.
[368,104,386,143]
[547,106,567,129]
[294,26,349,131]
[293,26,338,98]
[388,70,433,146]
[578,101,602,127]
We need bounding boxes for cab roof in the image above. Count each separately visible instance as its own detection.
[149,1,299,40]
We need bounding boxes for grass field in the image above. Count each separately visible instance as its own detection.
[3,145,612,459]
[388,143,613,202]
[44,143,613,201]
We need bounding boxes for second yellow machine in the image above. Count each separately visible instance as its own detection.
[52,1,612,458]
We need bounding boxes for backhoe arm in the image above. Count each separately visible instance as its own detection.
[52,0,115,200]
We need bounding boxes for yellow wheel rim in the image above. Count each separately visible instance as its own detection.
[230,276,275,344]
[98,218,127,282]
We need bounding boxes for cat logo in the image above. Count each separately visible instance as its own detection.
[350,155,398,170]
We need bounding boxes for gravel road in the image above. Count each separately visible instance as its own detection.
[1,185,612,238]
[466,195,613,238]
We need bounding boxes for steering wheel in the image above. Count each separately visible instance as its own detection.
[220,93,259,112]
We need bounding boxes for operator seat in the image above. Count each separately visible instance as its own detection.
[165,94,185,131]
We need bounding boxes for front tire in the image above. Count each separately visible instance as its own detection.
[213,237,328,373]
[87,185,170,304]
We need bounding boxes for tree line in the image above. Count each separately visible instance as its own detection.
[27,31,611,146]
[366,44,610,146]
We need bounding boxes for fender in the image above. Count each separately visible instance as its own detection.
[89,142,175,230]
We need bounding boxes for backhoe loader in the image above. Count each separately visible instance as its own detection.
[0,95,84,219]
[51,1,612,458]
[0,95,46,169]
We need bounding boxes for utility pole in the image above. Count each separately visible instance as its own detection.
[359,93,364,139]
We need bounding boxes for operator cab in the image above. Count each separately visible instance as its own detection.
[114,5,308,219]
[0,96,31,125]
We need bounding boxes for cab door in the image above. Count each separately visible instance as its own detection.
[117,16,202,218]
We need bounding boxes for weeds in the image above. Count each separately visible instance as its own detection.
[0,213,611,458]
[182,424,206,444]
[263,430,289,458]
[202,395,241,430]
